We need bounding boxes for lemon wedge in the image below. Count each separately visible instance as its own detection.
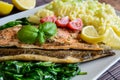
[0,1,14,16]
[12,0,36,11]
[103,28,120,49]
[80,26,104,43]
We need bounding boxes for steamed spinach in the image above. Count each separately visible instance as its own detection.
[0,61,86,80]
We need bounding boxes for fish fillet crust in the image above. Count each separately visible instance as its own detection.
[0,26,115,63]
[0,48,115,63]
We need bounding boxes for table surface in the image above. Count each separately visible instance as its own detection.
[1,0,120,80]
[99,0,120,10]
[2,0,120,14]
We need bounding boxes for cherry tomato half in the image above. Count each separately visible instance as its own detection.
[67,18,83,31]
[40,16,57,23]
[55,16,69,27]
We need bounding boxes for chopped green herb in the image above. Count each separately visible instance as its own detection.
[0,61,86,80]
[16,18,34,25]
[0,18,33,30]
[79,72,87,75]
[0,21,21,30]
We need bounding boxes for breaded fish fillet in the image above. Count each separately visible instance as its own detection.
[0,48,115,63]
[0,26,115,63]
[0,26,102,50]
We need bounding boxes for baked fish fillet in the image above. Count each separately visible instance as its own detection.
[0,26,115,63]
[0,26,102,50]
[0,48,115,63]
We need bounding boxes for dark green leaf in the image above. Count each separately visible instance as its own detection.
[16,18,33,25]
[0,61,84,80]
[0,21,21,30]
[0,18,33,30]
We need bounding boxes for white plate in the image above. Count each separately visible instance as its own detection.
[0,5,120,80]
[73,50,120,80]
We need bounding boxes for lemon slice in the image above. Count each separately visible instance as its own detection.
[80,26,104,43]
[0,1,14,16]
[12,0,36,11]
[103,28,120,49]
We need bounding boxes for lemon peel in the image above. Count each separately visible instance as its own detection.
[0,1,13,16]
[12,0,36,11]
[80,26,104,43]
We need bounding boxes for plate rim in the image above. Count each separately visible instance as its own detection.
[93,55,120,80]
[93,11,120,80]
[0,4,120,80]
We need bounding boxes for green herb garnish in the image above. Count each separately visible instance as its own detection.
[17,22,57,44]
[16,18,33,25]
[38,22,57,44]
[17,25,39,44]
[0,18,33,30]
[0,21,21,30]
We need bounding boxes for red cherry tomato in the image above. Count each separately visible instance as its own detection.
[40,16,57,23]
[67,18,83,31]
[55,16,69,27]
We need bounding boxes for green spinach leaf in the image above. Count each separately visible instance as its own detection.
[0,18,33,30]
[0,61,86,80]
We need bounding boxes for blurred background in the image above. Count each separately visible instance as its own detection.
[1,0,120,17]
[99,0,120,10]
[3,0,120,10]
